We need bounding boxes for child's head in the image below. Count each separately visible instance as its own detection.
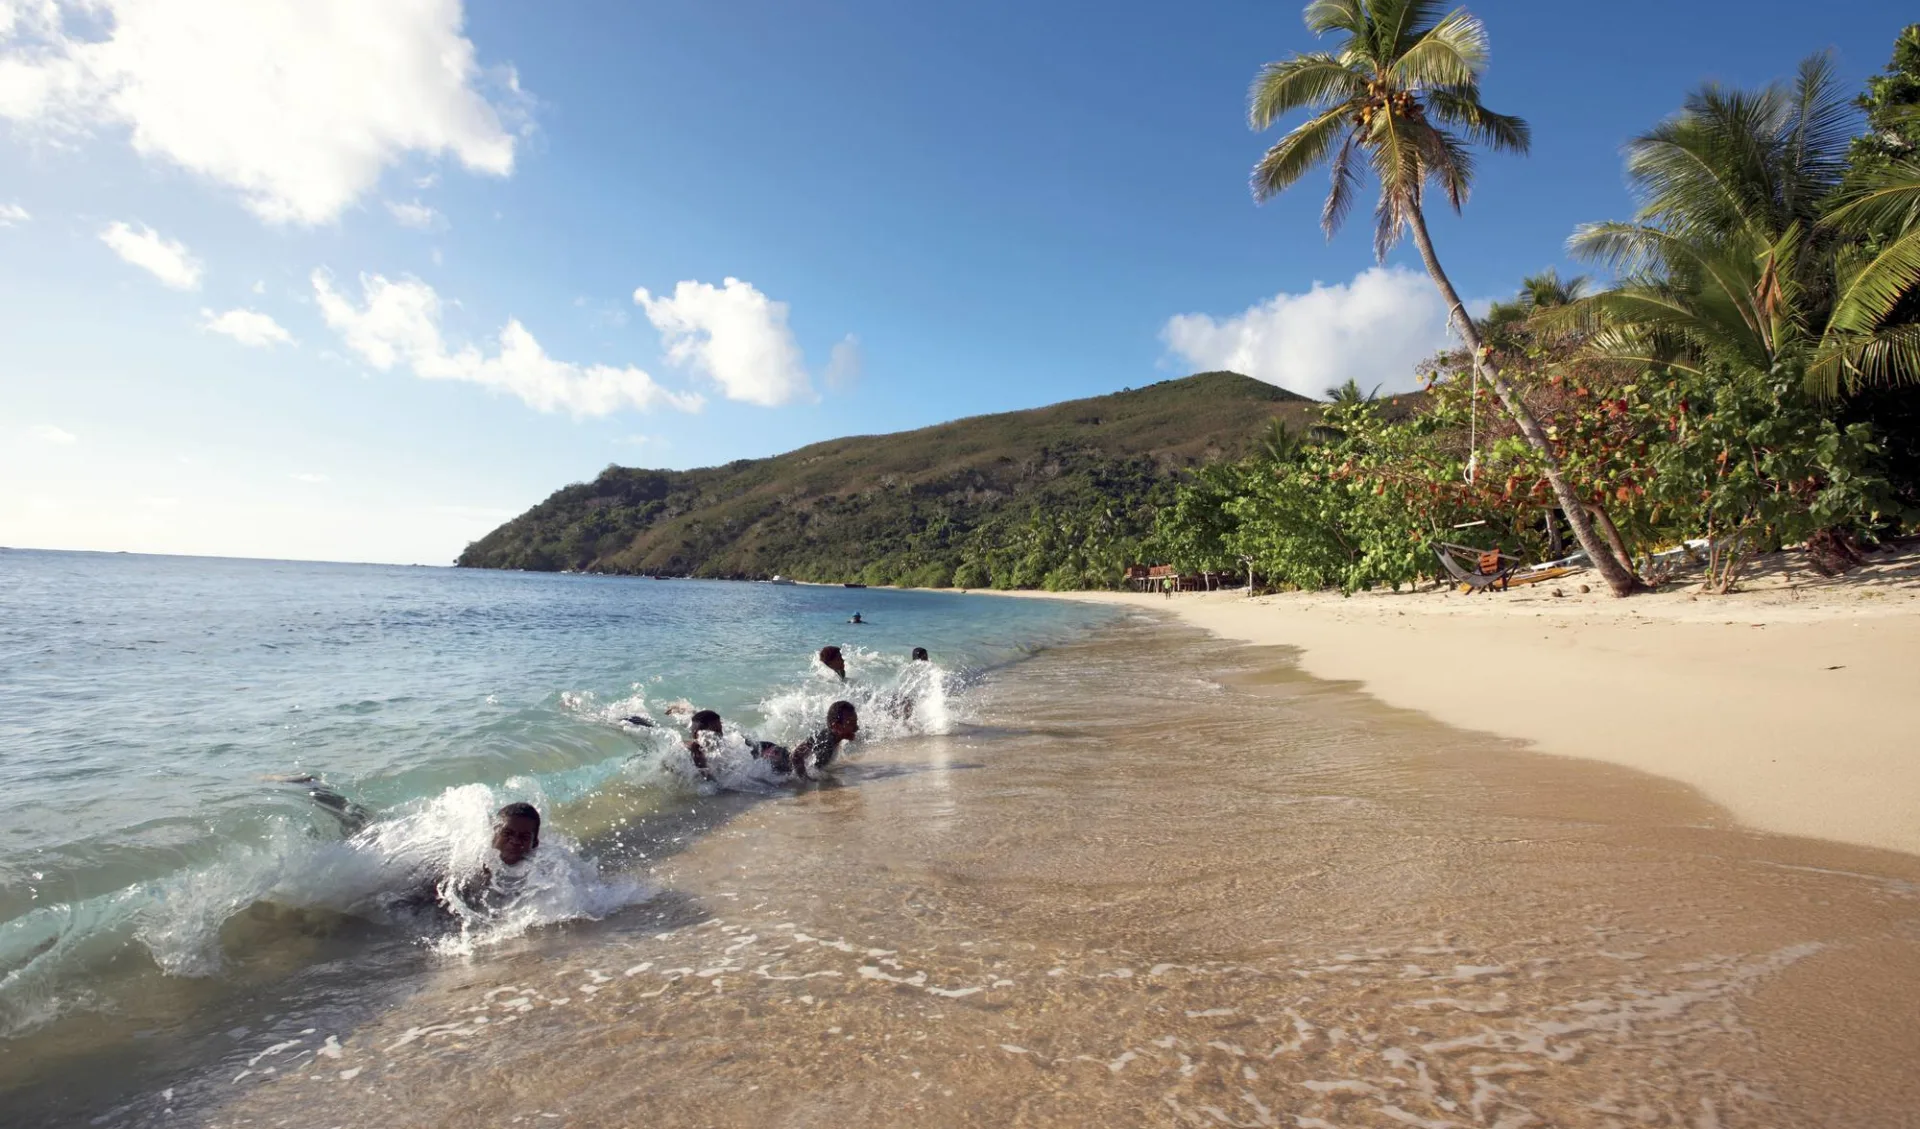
[818,646,846,678]
[492,802,541,866]
[689,709,723,736]
[911,647,929,662]
[826,700,860,742]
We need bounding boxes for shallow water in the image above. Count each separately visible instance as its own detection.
[164,617,1920,1129]
[0,550,1117,1121]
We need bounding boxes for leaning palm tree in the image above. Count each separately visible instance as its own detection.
[1247,0,1642,594]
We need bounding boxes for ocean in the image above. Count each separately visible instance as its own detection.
[0,550,1116,1119]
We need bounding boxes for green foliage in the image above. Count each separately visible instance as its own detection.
[458,372,1318,588]
[1635,365,1889,589]
[1850,24,1920,175]
[1158,399,1461,594]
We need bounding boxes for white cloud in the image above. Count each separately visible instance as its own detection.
[0,0,521,225]
[33,423,76,444]
[250,279,266,294]
[385,199,442,230]
[634,277,813,407]
[314,269,705,418]
[200,307,293,347]
[100,220,201,289]
[824,333,862,393]
[290,472,328,483]
[0,201,28,225]
[1160,266,1459,398]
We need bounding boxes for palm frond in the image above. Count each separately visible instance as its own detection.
[1364,105,1428,257]
[1827,160,1920,235]
[1426,85,1530,153]
[1418,125,1475,212]
[1778,51,1855,217]
[1584,323,1708,373]
[1569,220,1698,276]
[1624,107,1774,242]
[1391,8,1486,90]
[1252,104,1355,204]
[1323,134,1364,237]
[1374,0,1447,60]
[1808,323,1920,397]
[1827,225,1920,334]
[1303,0,1367,38]
[1248,54,1365,128]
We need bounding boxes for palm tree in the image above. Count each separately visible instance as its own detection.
[1324,377,1383,402]
[1562,54,1920,397]
[1257,417,1311,463]
[1481,268,1588,347]
[1247,0,1642,594]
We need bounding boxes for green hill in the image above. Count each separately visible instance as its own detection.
[456,371,1320,589]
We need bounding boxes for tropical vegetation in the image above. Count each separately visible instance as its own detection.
[1153,9,1918,596]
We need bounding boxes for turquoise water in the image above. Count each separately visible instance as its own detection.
[0,550,1115,1053]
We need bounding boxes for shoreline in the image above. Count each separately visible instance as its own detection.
[967,546,1920,858]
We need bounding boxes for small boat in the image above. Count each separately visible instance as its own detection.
[843,582,867,588]
[769,575,796,585]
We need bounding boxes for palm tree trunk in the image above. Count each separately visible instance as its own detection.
[1405,206,1644,596]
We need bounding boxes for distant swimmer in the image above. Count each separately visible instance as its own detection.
[849,612,865,625]
[793,700,860,771]
[818,645,847,680]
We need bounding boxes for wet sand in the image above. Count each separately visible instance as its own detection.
[990,545,1920,857]
[169,618,1920,1127]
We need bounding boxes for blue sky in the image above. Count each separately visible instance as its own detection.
[2,0,1913,564]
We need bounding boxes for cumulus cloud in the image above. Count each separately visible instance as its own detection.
[0,202,28,225]
[1160,266,1459,398]
[0,0,521,224]
[386,199,442,230]
[313,269,704,418]
[634,277,813,407]
[100,220,201,289]
[824,333,863,394]
[33,423,76,444]
[200,307,293,347]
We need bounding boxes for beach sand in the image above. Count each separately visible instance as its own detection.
[988,545,1920,858]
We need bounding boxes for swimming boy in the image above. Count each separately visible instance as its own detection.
[491,802,541,867]
[685,708,799,780]
[818,645,847,680]
[684,709,724,781]
[444,801,543,913]
[911,647,929,662]
[792,700,860,772]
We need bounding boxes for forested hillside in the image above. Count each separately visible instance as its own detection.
[457,372,1320,588]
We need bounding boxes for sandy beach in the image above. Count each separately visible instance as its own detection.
[987,546,1920,858]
